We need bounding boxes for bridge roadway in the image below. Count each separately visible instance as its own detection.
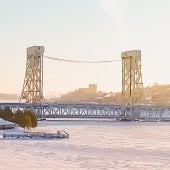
[0,103,170,121]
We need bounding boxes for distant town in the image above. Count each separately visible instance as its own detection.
[1,83,170,106]
[56,83,170,106]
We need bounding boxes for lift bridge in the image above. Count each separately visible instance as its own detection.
[1,46,170,121]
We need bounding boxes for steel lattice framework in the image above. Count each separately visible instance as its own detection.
[121,50,143,105]
[1,103,170,121]
[20,46,45,104]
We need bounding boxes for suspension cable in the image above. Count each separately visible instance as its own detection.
[44,55,121,63]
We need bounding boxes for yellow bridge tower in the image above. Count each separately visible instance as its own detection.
[121,50,143,105]
[20,46,44,104]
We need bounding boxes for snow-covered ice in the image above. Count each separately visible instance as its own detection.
[0,120,170,170]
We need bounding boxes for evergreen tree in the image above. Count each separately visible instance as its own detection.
[0,108,38,129]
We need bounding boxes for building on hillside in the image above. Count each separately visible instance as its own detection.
[143,83,170,106]
[78,84,97,94]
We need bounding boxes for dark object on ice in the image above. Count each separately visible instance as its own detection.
[119,118,132,121]
[0,124,16,130]
[3,130,69,139]
[37,118,46,121]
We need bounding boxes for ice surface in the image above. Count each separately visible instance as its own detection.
[0,120,170,170]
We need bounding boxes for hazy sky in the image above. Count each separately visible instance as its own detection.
[0,0,170,97]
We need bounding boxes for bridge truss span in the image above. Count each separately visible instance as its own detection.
[1,103,170,121]
[41,104,129,118]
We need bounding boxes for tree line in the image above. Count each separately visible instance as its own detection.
[0,107,37,129]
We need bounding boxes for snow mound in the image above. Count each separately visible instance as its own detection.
[0,118,15,125]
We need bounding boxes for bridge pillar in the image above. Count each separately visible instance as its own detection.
[20,46,45,104]
[121,50,143,105]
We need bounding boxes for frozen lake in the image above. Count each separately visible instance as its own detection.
[0,120,170,170]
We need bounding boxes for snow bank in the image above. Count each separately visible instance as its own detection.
[0,118,15,125]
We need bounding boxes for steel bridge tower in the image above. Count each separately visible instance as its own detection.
[20,46,45,104]
[121,50,143,105]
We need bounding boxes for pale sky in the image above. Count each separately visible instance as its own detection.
[0,0,170,97]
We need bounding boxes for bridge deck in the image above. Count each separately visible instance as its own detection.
[0,103,170,121]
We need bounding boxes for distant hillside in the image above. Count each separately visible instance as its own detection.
[57,83,170,105]
[0,93,19,100]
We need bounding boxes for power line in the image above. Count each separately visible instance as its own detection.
[44,55,121,63]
